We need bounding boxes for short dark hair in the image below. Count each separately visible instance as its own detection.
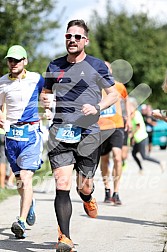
[66,19,89,36]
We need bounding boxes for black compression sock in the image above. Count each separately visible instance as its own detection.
[54,190,72,239]
[76,185,94,202]
[78,191,92,202]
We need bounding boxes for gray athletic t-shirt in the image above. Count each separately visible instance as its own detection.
[44,54,115,134]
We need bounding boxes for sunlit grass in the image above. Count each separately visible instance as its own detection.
[0,187,18,202]
[0,159,51,203]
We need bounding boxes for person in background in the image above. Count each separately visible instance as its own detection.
[99,61,131,205]
[152,74,167,123]
[129,98,164,174]
[0,104,16,190]
[0,45,44,239]
[5,164,17,189]
[121,100,131,171]
[141,104,157,154]
[152,109,167,122]
[40,20,118,252]
[0,106,6,189]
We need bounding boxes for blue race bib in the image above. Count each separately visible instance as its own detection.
[6,125,29,141]
[55,124,81,143]
[100,104,116,117]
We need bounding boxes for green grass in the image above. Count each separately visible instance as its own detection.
[0,187,18,202]
[0,159,51,203]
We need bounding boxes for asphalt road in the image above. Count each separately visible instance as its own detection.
[0,147,167,252]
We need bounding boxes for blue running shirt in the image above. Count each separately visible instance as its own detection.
[0,71,44,124]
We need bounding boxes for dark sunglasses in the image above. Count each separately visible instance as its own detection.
[65,33,87,42]
[7,57,24,63]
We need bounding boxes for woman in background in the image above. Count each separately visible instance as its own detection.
[129,98,164,174]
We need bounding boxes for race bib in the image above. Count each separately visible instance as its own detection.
[55,124,81,143]
[100,104,116,117]
[6,125,29,141]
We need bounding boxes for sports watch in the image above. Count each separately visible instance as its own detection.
[94,104,101,114]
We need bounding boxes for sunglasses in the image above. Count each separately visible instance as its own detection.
[7,58,24,64]
[65,33,87,42]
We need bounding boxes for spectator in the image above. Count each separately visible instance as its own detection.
[141,104,157,154]
[152,73,167,123]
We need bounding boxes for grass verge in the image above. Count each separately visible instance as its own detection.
[0,160,51,203]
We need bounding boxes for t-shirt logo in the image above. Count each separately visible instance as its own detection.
[57,70,65,82]
[80,71,85,76]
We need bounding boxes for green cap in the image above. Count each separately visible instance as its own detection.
[5,45,27,60]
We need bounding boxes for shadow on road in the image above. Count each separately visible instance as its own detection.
[0,228,55,252]
[80,215,165,227]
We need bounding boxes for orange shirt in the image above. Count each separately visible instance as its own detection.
[98,82,128,130]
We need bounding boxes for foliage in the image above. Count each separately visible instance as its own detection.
[86,3,167,108]
[0,0,59,75]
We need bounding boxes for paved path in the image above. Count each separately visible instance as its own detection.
[0,147,167,252]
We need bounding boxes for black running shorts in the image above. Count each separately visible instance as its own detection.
[100,128,124,156]
[48,126,101,178]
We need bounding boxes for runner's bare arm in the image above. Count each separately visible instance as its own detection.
[0,105,5,128]
[81,86,118,116]
[99,85,118,111]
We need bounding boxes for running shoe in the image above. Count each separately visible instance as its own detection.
[122,161,128,171]
[104,196,112,203]
[83,198,98,218]
[57,225,62,241]
[160,161,166,173]
[11,220,26,239]
[139,169,144,175]
[26,199,36,226]
[56,234,75,252]
[111,193,122,205]
[104,189,111,203]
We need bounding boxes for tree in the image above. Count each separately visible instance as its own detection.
[0,0,60,75]
[86,2,167,108]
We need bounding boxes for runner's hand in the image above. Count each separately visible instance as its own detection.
[81,104,99,116]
